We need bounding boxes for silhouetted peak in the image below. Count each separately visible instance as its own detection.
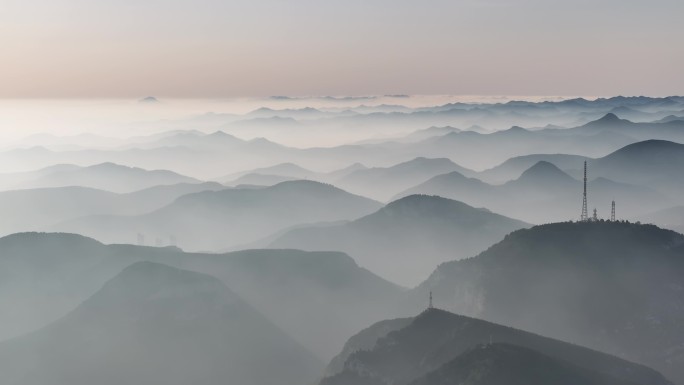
[268,179,367,198]
[437,170,470,180]
[598,112,620,121]
[388,157,459,172]
[207,130,241,141]
[585,112,632,127]
[344,162,367,170]
[480,221,684,261]
[411,307,473,330]
[405,156,450,165]
[385,194,472,212]
[516,161,575,183]
[139,96,159,103]
[94,261,225,303]
[272,179,335,189]
[254,162,311,174]
[605,139,684,160]
[415,307,453,320]
[90,162,128,170]
[506,125,528,133]
[0,231,103,247]
[251,107,276,113]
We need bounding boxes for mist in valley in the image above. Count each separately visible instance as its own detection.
[1,94,684,385]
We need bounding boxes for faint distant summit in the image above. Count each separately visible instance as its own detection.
[139,96,159,103]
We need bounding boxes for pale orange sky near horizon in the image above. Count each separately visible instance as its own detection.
[1,0,683,98]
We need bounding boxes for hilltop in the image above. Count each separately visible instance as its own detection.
[321,308,670,385]
[270,194,529,286]
[412,221,684,383]
[0,261,323,385]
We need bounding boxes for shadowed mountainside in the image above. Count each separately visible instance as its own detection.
[54,180,382,251]
[320,308,670,385]
[0,261,323,385]
[0,162,200,193]
[410,221,684,383]
[0,232,403,360]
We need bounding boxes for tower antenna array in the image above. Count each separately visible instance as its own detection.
[611,200,616,222]
[580,161,588,221]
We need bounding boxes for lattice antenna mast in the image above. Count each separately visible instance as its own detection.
[611,201,616,222]
[580,161,588,221]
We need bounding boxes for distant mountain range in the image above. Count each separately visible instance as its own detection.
[0,182,224,236]
[269,195,529,286]
[221,162,366,187]
[321,308,671,385]
[396,156,670,223]
[335,157,476,201]
[7,107,684,179]
[541,112,684,143]
[54,180,382,250]
[478,153,590,183]
[410,221,684,383]
[0,261,323,385]
[0,162,200,193]
[587,139,684,199]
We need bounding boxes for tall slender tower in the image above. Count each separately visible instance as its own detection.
[611,201,616,222]
[580,161,588,221]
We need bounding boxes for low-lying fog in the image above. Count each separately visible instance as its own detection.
[2,94,684,385]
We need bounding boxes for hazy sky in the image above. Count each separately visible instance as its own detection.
[1,0,683,98]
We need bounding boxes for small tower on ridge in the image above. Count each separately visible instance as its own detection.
[611,201,616,222]
[429,291,433,309]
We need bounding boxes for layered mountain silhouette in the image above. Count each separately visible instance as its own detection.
[396,158,669,223]
[4,98,684,178]
[54,180,382,250]
[226,173,298,186]
[221,162,369,187]
[269,195,529,286]
[335,157,476,201]
[479,153,590,183]
[321,308,670,385]
[3,95,684,385]
[132,129,260,151]
[549,113,684,142]
[588,139,684,200]
[403,120,634,169]
[222,162,318,183]
[0,162,199,193]
[0,232,402,359]
[0,261,323,385]
[0,182,224,236]
[412,221,684,383]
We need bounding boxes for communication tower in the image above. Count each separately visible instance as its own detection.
[580,161,589,221]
